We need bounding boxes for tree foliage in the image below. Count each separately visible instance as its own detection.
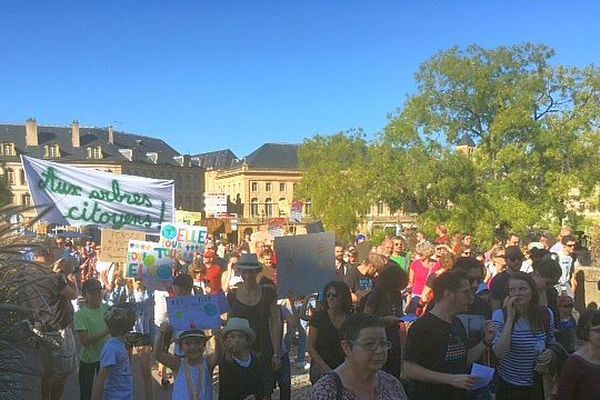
[299,43,600,246]
[0,167,12,208]
[296,130,374,242]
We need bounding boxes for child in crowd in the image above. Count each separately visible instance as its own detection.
[219,318,263,400]
[154,322,217,400]
[555,294,579,353]
[92,303,136,400]
[74,279,109,400]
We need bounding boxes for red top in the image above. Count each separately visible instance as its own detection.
[557,354,600,400]
[410,259,442,296]
[204,264,223,294]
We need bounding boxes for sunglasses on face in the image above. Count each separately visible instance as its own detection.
[565,243,576,248]
[325,292,337,299]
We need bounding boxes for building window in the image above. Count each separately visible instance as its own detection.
[251,182,258,192]
[305,198,312,215]
[293,183,298,192]
[265,198,273,217]
[377,201,385,216]
[266,182,272,192]
[279,182,286,192]
[44,144,61,158]
[6,169,15,186]
[278,198,287,216]
[19,169,26,186]
[0,143,15,156]
[250,198,259,217]
[22,193,31,206]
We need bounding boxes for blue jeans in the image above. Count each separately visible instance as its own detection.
[284,313,308,363]
[274,353,291,400]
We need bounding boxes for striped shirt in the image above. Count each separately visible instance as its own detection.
[492,308,554,386]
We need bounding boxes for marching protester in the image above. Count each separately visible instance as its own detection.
[404,270,496,400]
[335,245,351,280]
[363,263,409,377]
[310,313,408,399]
[490,245,524,310]
[307,280,353,384]
[74,279,109,400]
[154,322,217,400]
[406,241,442,314]
[492,271,555,400]
[93,304,136,400]
[227,253,282,400]
[557,309,600,400]
[344,253,386,305]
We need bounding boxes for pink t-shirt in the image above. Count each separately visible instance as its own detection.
[410,259,442,296]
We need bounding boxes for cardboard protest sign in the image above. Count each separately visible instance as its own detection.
[21,156,174,234]
[166,295,222,330]
[159,223,208,262]
[99,229,146,263]
[267,218,286,238]
[275,232,336,297]
[290,199,303,223]
[278,199,290,216]
[126,240,173,288]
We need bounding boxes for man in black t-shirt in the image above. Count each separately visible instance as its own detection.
[343,253,386,305]
[489,245,523,311]
[404,270,496,400]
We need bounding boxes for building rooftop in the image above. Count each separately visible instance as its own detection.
[238,143,300,170]
[0,121,184,166]
[191,149,238,169]
[457,133,476,147]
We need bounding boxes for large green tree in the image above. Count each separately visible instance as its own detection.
[296,130,374,242]
[299,43,600,246]
[0,167,12,208]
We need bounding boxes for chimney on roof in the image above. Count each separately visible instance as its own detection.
[25,118,38,147]
[108,125,114,145]
[71,120,80,148]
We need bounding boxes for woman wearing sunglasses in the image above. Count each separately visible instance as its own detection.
[557,310,600,400]
[310,313,408,399]
[307,280,352,384]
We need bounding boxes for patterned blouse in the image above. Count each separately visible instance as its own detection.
[310,370,408,400]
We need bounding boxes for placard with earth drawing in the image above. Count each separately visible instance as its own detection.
[166,295,222,330]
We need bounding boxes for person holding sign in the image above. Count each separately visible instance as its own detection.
[227,253,282,400]
[154,324,217,400]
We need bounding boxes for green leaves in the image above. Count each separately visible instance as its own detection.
[299,43,600,247]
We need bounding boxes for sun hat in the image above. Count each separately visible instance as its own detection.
[237,253,262,270]
[175,329,211,342]
[222,318,256,344]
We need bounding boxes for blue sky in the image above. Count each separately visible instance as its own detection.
[1,1,599,157]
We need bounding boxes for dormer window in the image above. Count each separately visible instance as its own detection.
[0,142,16,156]
[87,146,103,159]
[44,144,61,159]
[146,152,158,164]
[118,148,134,161]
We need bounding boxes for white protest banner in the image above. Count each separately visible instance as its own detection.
[274,232,336,298]
[267,218,286,238]
[159,223,208,262]
[126,240,173,289]
[99,229,146,263]
[21,156,175,234]
[166,295,221,330]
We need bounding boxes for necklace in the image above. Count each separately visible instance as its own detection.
[183,358,204,400]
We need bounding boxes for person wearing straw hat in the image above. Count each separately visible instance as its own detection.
[154,324,217,400]
[227,253,282,400]
[219,317,263,400]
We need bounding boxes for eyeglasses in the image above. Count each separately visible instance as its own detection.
[350,340,392,352]
[565,243,576,248]
[325,292,337,299]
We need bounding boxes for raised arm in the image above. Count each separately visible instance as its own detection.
[153,322,181,373]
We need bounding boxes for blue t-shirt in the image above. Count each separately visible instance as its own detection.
[100,337,133,399]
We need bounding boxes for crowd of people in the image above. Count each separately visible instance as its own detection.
[8,225,600,400]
